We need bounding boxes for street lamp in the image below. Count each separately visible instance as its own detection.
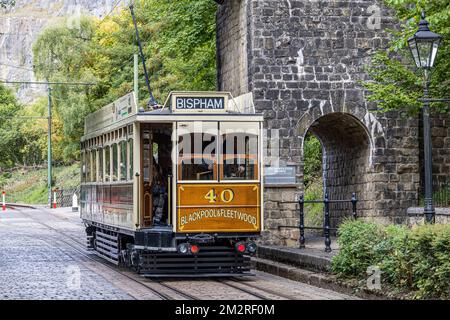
[407,11,442,223]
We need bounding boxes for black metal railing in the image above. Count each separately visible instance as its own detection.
[279,193,357,252]
[418,179,450,208]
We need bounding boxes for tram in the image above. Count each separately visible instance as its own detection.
[80,91,264,276]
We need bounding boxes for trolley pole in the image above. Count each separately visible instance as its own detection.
[47,86,53,208]
[134,53,139,106]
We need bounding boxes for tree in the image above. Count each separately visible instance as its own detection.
[303,133,323,188]
[0,84,24,168]
[32,0,217,160]
[363,0,449,114]
[0,0,14,9]
[90,0,217,107]
[33,17,98,161]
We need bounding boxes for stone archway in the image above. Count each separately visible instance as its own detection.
[300,112,375,226]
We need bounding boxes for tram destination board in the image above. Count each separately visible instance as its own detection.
[171,92,229,113]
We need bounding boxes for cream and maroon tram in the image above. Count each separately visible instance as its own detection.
[80,91,264,276]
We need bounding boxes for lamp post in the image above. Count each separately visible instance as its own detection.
[407,11,441,224]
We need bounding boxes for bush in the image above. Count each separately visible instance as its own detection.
[303,133,322,188]
[332,220,385,278]
[332,220,450,299]
[304,177,324,228]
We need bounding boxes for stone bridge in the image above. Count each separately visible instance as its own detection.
[215,0,450,246]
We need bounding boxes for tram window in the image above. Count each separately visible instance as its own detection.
[178,122,217,181]
[98,148,103,182]
[221,122,259,181]
[92,149,97,182]
[105,146,111,182]
[86,150,91,183]
[112,143,118,181]
[120,140,127,181]
[128,139,133,180]
[81,150,86,183]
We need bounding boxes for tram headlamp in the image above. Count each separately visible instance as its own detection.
[246,241,257,254]
[178,243,190,254]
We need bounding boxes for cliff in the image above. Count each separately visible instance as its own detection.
[0,0,123,103]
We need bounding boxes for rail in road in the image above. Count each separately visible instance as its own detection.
[7,205,307,300]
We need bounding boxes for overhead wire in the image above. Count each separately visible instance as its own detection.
[98,0,123,26]
[0,62,34,71]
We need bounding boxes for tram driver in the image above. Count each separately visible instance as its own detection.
[152,160,168,226]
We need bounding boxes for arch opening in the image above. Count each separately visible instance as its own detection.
[302,112,373,229]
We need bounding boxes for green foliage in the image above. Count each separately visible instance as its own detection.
[0,0,14,9]
[0,84,24,168]
[364,52,423,113]
[302,133,324,227]
[304,177,324,227]
[32,0,217,160]
[33,18,98,161]
[332,220,450,299]
[303,133,322,187]
[16,97,49,165]
[0,163,80,204]
[332,220,385,277]
[419,184,450,207]
[363,0,449,114]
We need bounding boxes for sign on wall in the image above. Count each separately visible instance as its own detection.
[264,166,296,185]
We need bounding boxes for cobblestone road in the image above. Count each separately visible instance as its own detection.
[0,207,357,300]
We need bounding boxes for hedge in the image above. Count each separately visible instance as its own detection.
[331,220,450,299]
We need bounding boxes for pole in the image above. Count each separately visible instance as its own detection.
[47,86,53,209]
[422,70,435,223]
[2,191,5,211]
[323,193,331,252]
[135,172,140,228]
[129,4,157,107]
[134,53,139,107]
[351,193,357,219]
[53,189,57,209]
[298,195,305,248]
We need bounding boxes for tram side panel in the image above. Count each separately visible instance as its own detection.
[81,183,135,231]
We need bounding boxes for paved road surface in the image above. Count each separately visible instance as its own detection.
[0,206,357,300]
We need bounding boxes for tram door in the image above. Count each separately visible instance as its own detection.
[141,127,153,227]
[140,124,172,228]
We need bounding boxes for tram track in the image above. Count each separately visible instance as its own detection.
[10,205,198,300]
[215,279,270,300]
[216,278,296,300]
[9,205,293,301]
[227,278,295,300]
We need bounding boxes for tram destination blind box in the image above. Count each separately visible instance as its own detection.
[175,96,225,110]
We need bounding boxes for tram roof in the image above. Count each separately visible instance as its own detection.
[83,91,263,139]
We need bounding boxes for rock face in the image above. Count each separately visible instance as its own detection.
[217,0,450,246]
[0,0,123,103]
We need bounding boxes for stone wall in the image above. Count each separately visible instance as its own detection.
[217,0,450,246]
[216,0,249,96]
[429,113,450,184]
